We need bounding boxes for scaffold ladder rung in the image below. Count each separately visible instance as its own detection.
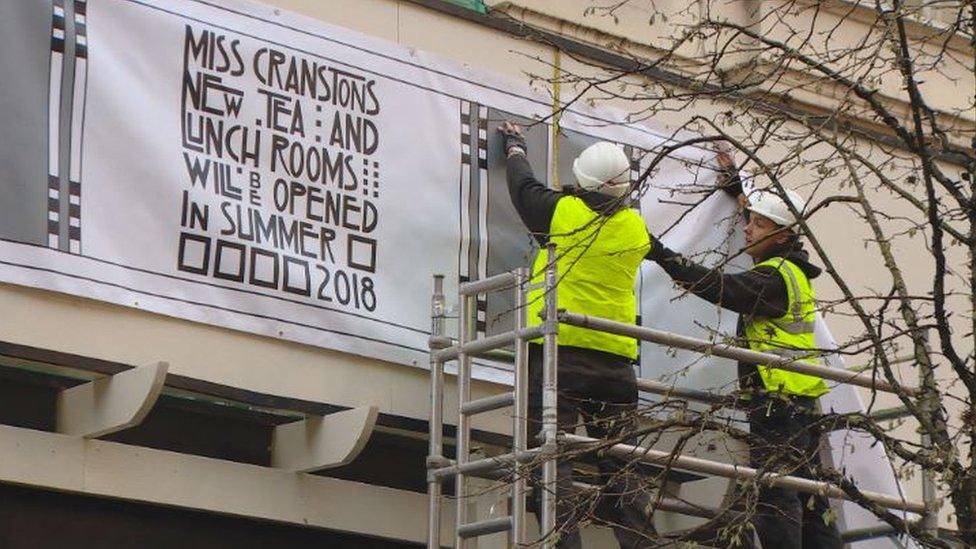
[461,392,515,416]
[427,263,542,548]
[457,516,513,538]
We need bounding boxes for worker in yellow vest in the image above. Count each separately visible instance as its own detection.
[647,160,842,549]
[499,121,656,548]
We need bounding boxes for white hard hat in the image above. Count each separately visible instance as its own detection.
[745,187,806,226]
[572,141,631,198]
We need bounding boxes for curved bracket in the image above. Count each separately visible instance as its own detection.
[56,361,169,438]
[272,406,379,473]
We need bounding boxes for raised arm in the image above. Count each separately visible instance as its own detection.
[498,122,561,240]
[646,236,788,318]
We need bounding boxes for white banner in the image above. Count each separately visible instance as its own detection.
[2,0,737,382]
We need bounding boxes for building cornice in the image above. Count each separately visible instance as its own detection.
[403,0,973,166]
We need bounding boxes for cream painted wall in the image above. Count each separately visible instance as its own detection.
[0,281,516,433]
[494,0,975,123]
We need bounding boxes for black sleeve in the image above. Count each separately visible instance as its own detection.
[506,154,562,239]
[719,171,743,198]
[646,235,788,318]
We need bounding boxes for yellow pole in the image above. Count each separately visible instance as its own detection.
[549,48,561,190]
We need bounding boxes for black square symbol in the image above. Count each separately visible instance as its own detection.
[214,240,246,283]
[283,256,311,297]
[347,235,376,273]
[178,232,211,275]
[249,248,280,289]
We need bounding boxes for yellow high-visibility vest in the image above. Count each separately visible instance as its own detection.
[743,257,830,397]
[527,196,650,359]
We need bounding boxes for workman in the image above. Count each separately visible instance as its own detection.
[499,121,657,548]
[647,154,843,549]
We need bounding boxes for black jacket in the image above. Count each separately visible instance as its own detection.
[647,236,823,391]
[647,238,822,319]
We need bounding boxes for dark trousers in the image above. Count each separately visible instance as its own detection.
[747,395,843,549]
[527,344,657,548]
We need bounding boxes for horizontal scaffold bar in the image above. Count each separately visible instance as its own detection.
[475,347,517,362]
[573,481,718,519]
[459,272,517,296]
[430,345,729,404]
[430,449,540,480]
[428,340,516,363]
[637,379,726,405]
[869,406,914,422]
[432,326,544,362]
[559,312,920,397]
[840,524,901,542]
[563,434,927,514]
[457,516,513,538]
[461,392,515,416]
[654,497,719,519]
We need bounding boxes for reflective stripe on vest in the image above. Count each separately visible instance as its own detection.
[743,257,830,398]
[527,196,650,359]
[773,262,817,334]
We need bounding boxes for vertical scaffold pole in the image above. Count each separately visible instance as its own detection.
[426,275,446,549]
[455,287,476,549]
[540,244,559,546]
[511,267,530,546]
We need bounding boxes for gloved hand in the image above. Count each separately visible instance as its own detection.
[714,142,743,198]
[498,121,527,157]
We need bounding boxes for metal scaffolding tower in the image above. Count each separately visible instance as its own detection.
[425,246,932,548]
